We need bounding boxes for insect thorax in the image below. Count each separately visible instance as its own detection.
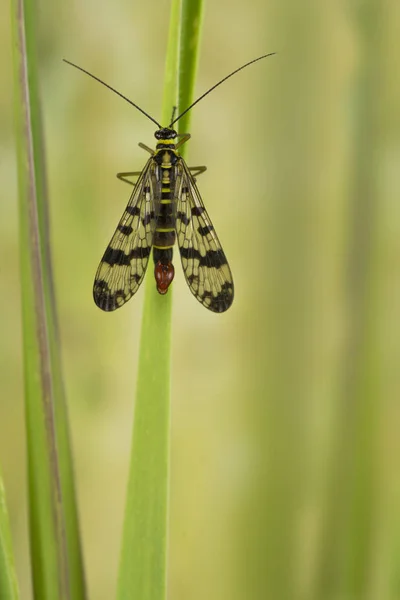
[154,127,178,155]
[153,147,179,167]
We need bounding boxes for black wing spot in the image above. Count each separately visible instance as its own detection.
[118,224,134,236]
[103,247,131,266]
[103,246,151,265]
[180,247,227,268]
[94,279,108,292]
[130,247,152,259]
[176,211,190,226]
[203,282,234,313]
[205,250,227,268]
[126,206,140,217]
[191,206,204,216]
[198,224,214,236]
[142,211,155,226]
[93,279,127,312]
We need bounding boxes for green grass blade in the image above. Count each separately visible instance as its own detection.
[11,0,85,598]
[312,5,384,598]
[0,470,20,600]
[177,0,204,139]
[117,2,204,598]
[116,3,179,598]
[161,0,181,126]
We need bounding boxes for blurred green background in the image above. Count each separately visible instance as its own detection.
[1,0,400,598]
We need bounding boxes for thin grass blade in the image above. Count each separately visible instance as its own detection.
[177,0,204,141]
[116,1,180,597]
[117,1,204,598]
[10,0,86,598]
[0,469,20,600]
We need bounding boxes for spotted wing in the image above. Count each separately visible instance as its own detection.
[93,159,159,311]
[174,160,234,313]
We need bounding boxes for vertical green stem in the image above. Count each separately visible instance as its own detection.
[11,0,69,595]
[177,0,204,140]
[117,2,204,598]
[314,2,384,597]
[11,0,85,598]
[116,2,179,598]
[0,469,19,600]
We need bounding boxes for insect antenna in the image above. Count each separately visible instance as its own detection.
[169,52,276,127]
[63,59,162,128]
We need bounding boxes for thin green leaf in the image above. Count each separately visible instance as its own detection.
[10,0,86,598]
[177,0,204,140]
[117,1,204,598]
[313,4,383,598]
[0,470,20,600]
[161,0,181,126]
[116,2,179,598]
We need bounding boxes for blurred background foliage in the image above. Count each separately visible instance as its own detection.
[1,0,400,599]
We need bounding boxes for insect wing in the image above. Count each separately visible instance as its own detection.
[175,161,234,312]
[93,159,159,311]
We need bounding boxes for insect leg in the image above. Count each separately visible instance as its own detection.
[116,171,142,186]
[138,142,154,155]
[175,133,191,149]
[188,166,207,179]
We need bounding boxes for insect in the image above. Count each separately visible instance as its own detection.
[64,53,275,312]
